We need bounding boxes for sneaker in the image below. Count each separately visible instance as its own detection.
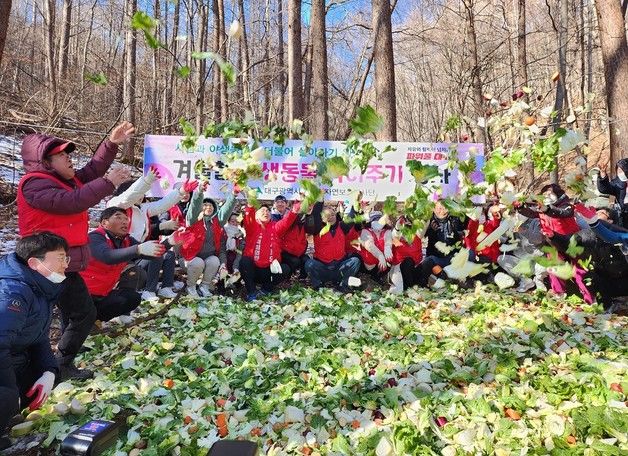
[141,290,158,301]
[173,281,185,291]
[58,362,94,381]
[534,279,547,292]
[198,284,213,297]
[158,287,177,298]
[246,292,259,302]
[517,278,535,293]
[186,286,199,298]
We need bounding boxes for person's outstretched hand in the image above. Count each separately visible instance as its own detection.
[109,121,136,145]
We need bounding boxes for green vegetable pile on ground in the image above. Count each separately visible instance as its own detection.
[25,287,628,455]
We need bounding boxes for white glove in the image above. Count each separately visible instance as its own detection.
[377,255,388,272]
[384,245,393,262]
[144,167,160,184]
[226,237,236,251]
[218,263,228,280]
[159,220,180,231]
[137,241,166,257]
[270,259,283,274]
[25,371,55,411]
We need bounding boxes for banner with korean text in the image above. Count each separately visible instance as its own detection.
[143,135,484,201]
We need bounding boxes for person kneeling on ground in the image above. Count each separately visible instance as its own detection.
[358,211,393,284]
[79,207,180,324]
[240,202,296,301]
[0,233,69,450]
[304,199,362,292]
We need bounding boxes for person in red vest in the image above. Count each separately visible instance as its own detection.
[516,184,593,303]
[464,205,502,264]
[180,184,237,297]
[17,122,134,380]
[358,212,393,283]
[304,200,362,292]
[389,216,423,293]
[274,198,308,279]
[80,207,171,323]
[240,203,296,301]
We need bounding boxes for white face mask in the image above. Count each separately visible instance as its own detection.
[38,260,66,283]
[617,170,628,182]
[371,220,383,231]
[544,193,558,206]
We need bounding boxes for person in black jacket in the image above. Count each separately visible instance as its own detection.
[0,233,69,449]
[597,157,628,226]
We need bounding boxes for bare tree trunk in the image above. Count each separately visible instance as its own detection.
[303,37,313,122]
[516,0,528,91]
[151,0,160,132]
[310,0,328,139]
[262,0,271,125]
[551,0,568,184]
[287,0,304,126]
[123,0,137,162]
[212,0,222,121]
[0,0,11,67]
[277,0,285,125]
[57,0,72,80]
[371,0,397,140]
[218,0,228,121]
[165,0,180,133]
[196,3,208,131]
[43,0,57,114]
[595,0,628,169]
[584,0,593,139]
[238,0,251,113]
[462,0,485,145]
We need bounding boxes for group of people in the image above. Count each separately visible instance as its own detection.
[0,123,627,448]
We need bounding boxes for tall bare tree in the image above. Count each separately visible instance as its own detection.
[57,0,72,80]
[277,0,285,125]
[217,0,228,121]
[0,0,11,67]
[550,0,568,183]
[212,0,222,121]
[595,0,628,168]
[195,3,208,130]
[462,0,485,145]
[43,0,57,113]
[123,0,137,161]
[371,0,397,140]
[287,0,304,126]
[310,0,329,138]
[237,0,251,114]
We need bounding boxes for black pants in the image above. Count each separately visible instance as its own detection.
[399,258,421,289]
[0,356,40,434]
[117,264,147,291]
[56,272,97,365]
[93,289,142,322]
[239,256,289,294]
[282,252,308,277]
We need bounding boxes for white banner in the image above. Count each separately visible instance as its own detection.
[143,135,484,201]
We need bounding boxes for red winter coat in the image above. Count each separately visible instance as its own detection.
[80,227,132,296]
[539,212,580,237]
[242,206,295,268]
[391,235,423,266]
[464,218,501,263]
[313,226,353,264]
[17,134,118,272]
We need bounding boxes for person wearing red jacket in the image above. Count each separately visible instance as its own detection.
[389,216,423,293]
[304,201,361,292]
[273,199,308,279]
[17,122,134,380]
[240,203,295,301]
[464,206,502,264]
[517,184,592,303]
[80,207,169,324]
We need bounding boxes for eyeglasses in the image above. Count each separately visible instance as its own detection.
[38,255,71,265]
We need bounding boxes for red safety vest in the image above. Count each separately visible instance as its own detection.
[359,228,388,266]
[539,212,580,237]
[79,227,132,296]
[17,172,89,247]
[313,227,347,264]
[180,217,224,261]
[391,235,423,266]
[465,218,501,263]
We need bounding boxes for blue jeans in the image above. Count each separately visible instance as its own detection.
[591,222,628,245]
[137,250,176,292]
[305,256,361,290]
